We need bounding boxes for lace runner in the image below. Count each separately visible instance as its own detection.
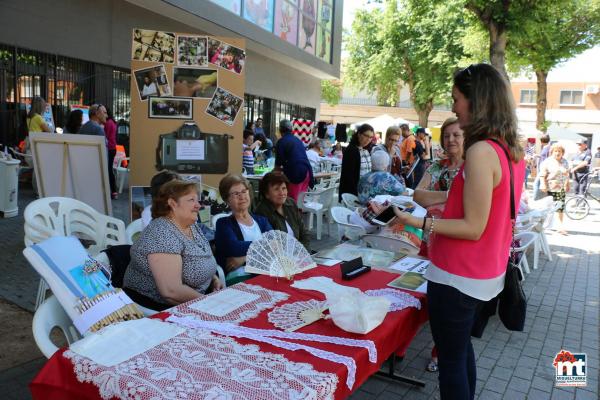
[291,277,361,299]
[167,315,378,389]
[171,283,289,323]
[64,327,338,400]
[364,288,421,311]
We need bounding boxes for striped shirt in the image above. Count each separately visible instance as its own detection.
[359,148,372,177]
[243,144,254,174]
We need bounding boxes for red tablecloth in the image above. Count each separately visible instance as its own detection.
[30,266,428,400]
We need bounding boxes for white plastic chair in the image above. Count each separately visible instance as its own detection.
[341,193,361,211]
[330,206,367,242]
[126,218,144,244]
[114,156,130,194]
[211,212,231,229]
[24,197,126,309]
[32,295,81,358]
[298,187,336,240]
[512,231,538,280]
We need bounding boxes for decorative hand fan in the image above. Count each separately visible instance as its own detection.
[245,230,316,279]
[268,299,328,331]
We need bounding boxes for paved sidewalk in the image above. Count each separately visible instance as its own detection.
[0,183,598,399]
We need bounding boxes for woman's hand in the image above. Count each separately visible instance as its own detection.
[392,206,419,227]
[211,275,224,291]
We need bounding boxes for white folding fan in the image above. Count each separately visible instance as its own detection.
[245,230,316,279]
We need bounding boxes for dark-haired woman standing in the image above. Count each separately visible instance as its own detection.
[339,123,374,201]
[393,64,526,399]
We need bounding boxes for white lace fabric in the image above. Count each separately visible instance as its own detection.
[268,299,328,331]
[64,326,338,400]
[171,283,289,323]
[364,288,421,311]
[167,315,379,389]
[291,277,361,299]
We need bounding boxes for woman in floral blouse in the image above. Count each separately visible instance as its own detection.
[413,117,464,217]
[539,143,570,234]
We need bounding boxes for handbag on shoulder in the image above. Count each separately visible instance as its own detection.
[493,139,527,331]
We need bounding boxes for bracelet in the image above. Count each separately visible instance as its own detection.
[428,216,435,236]
[421,217,427,230]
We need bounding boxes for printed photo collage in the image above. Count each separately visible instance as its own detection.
[132,29,245,126]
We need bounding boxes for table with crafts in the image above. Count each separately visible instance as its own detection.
[30,262,429,400]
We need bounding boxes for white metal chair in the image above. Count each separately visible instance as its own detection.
[512,231,538,280]
[298,187,336,240]
[114,156,130,194]
[24,197,127,309]
[330,206,367,242]
[341,193,361,211]
[32,295,81,358]
[126,218,144,244]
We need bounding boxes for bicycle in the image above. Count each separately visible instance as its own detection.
[565,169,600,220]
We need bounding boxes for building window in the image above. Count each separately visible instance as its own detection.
[560,90,584,106]
[519,89,537,105]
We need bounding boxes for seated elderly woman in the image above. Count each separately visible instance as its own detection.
[357,150,406,204]
[254,171,310,251]
[123,180,223,311]
[215,174,272,280]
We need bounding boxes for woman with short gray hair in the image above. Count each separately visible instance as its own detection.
[356,150,406,204]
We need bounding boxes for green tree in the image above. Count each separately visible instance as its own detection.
[345,0,469,126]
[509,0,600,130]
[320,80,342,106]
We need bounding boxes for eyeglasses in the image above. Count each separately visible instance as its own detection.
[361,132,374,139]
[229,188,249,198]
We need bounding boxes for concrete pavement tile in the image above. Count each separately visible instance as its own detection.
[551,388,576,400]
[575,389,599,400]
[476,356,497,370]
[531,375,553,392]
[512,365,535,381]
[477,389,504,399]
[508,376,531,393]
[374,390,404,400]
[502,389,528,399]
[528,388,556,400]
[350,389,377,400]
[476,366,490,380]
[490,366,513,381]
[360,377,389,396]
[483,376,508,394]
[495,356,518,369]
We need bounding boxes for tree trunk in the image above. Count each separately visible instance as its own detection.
[489,21,509,82]
[535,69,548,132]
[416,100,433,128]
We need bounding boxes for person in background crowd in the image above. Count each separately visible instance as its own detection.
[27,96,52,134]
[412,128,430,188]
[532,134,551,199]
[254,171,310,251]
[594,146,600,159]
[539,144,570,235]
[245,121,255,132]
[331,142,343,159]
[392,63,525,400]
[372,126,403,179]
[63,109,83,134]
[215,174,272,282]
[400,124,418,187]
[242,129,262,175]
[80,104,107,137]
[306,140,322,168]
[104,107,118,199]
[339,123,374,201]
[254,117,265,136]
[275,119,314,201]
[414,117,464,216]
[357,151,405,204]
[571,139,592,195]
[123,180,223,311]
[141,171,180,228]
[524,139,536,188]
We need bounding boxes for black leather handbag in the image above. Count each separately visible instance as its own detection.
[494,140,527,332]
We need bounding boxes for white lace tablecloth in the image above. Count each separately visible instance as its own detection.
[64,326,338,400]
[171,283,289,323]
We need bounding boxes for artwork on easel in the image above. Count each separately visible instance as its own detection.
[29,133,112,215]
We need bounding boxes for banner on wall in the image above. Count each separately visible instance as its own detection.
[292,118,314,145]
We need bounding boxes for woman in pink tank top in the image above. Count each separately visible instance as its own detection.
[392,64,525,400]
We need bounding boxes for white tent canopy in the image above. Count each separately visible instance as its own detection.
[546,124,585,142]
[353,114,414,134]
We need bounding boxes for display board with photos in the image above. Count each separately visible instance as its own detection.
[129,29,246,190]
[209,0,333,63]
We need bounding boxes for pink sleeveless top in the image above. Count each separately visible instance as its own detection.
[430,140,525,280]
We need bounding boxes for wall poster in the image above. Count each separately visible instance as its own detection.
[274,0,299,45]
[243,0,275,31]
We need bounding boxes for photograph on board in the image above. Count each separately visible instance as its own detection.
[207,39,246,74]
[177,35,208,67]
[205,87,243,126]
[133,65,172,100]
[149,96,193,119]
[132,28,176,63]
[173,67,218,98]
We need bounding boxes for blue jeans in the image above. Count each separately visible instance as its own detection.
[427,281,482,400]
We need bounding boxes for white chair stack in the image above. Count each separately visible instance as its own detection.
[341,193,361,211]
[114,156,130,194]
[330,206,367,242]
[298,186,336,240]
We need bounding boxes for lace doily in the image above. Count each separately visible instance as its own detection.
[268,299,328,331]
[168,315,378,389]
[64,327,338,400]
[291,277,361,299]
[171,283,289,324]
[364,288,421,311]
